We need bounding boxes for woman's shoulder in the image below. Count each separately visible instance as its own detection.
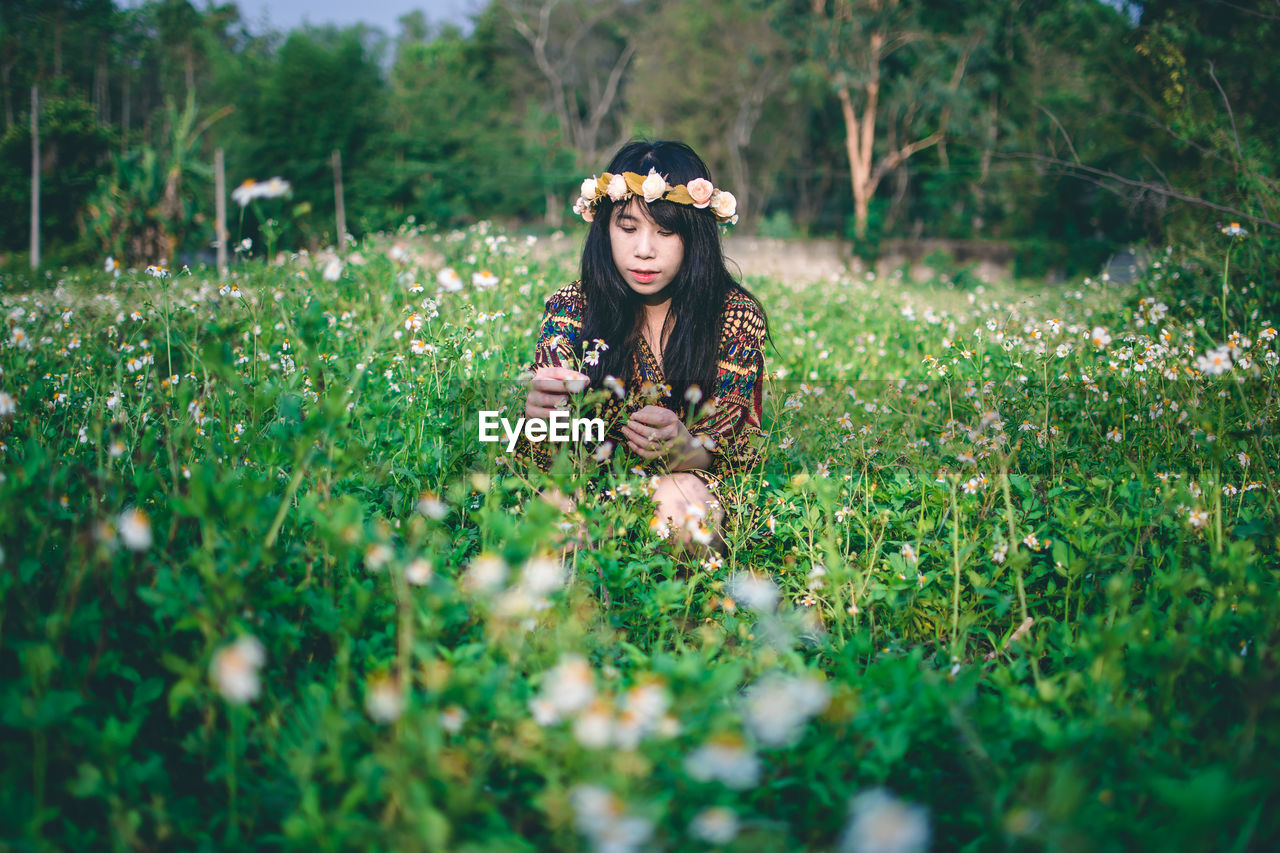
[545,280,586,310]
[721,288,766,339]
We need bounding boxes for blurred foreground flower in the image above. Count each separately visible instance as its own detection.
[728,571,780,612]
[690,807,740,844]
[365,675,405,724]
[462,552,508,593]
[405,558,434,586]
[211,635,265,704]
[1195,346,1232,376]
[440,704,467,733]
[232,176,291,207]
[416,491,448,520]
[840,788,929,853]
[742,672,831,746]
[437,267,463,292]
[570,784,653,853]
[1221,222,1248,238]
[684,734,761,789]
[531,655,596,723]
[118,507,152,551]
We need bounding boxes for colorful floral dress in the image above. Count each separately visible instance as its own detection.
[526,281,767,504]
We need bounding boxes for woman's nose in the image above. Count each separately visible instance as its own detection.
[634,231,656,258]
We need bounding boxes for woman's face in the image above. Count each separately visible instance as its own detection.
[610,201,684,301]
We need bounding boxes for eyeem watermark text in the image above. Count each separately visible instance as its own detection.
[478,410,606,452]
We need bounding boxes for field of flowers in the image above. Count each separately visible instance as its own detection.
[1,224,1278,851]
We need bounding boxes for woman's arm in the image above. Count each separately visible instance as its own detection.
[515,283,587,470]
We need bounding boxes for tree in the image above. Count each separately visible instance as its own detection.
[379,17,545,225]
[499,0,636,172]
[627,0,792,230]
[0,91,112,257]
[801,0,979,240]
[84,92,228,263]
[239,26,387,245]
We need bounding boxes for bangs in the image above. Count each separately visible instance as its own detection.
[613,196,698,236]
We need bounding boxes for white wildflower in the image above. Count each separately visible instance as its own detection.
[210,635,266,704]
[840,788,930,853]
[118,507,152,551]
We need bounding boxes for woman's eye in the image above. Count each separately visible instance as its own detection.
[658,230,674,237]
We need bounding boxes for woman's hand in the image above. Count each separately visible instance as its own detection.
[623,405,712,470]
[525,366,590,420]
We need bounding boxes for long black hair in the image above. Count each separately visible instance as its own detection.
[578,140,765,419]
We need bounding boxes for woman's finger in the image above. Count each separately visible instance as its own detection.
[532,377,571,394]
[533,390,568,408]
[629,405,676,427]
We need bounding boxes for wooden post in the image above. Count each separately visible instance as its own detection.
[215,148,227,277]
[30,86,39,270]
[332,149,346,247]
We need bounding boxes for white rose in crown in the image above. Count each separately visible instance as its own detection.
[710,190,737,221]
[641,168,668,203]
[607,173,629,201]
[573,196,594,223]
[687,178,714,209]
[581,177,599,200]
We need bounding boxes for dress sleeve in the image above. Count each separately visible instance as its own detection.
[687,293,767,473]
[534,282,584,369]
[518,283,585,471]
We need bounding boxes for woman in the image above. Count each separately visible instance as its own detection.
[523,140,768,549]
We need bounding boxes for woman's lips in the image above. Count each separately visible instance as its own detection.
[631,270,659,283]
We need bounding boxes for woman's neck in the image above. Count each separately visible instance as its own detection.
[638,299,672,365]
[641,298,670,326]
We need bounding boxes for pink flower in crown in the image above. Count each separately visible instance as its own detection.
[687,178,714,209]
[641,168,668,203]
[607,173,629,201]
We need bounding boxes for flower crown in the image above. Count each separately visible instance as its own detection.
[573,168,738,225]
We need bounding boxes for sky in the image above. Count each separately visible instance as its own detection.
[226,0,481,36]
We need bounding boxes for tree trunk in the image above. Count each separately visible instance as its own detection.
[121,73,130,153]
[30,86,39,270]
[332,149,346,244]
[2,59,12,129]
[94,57,108,122]
[544,189,563,228]
[839,83,876,240]
[53,19,63,79]
[215,148,227,277]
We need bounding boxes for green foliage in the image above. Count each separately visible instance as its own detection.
[377,22,549,227]
[1,229,1278,848]
[237,27,387,246]
[83,93,227,265]
[0,92,113,259]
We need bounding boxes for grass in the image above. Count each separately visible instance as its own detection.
[0,225,1277,851]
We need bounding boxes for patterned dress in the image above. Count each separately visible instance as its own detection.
[525,281,767,505]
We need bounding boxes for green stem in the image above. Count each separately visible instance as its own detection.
[264,446,316,548]
[949,483,962,656]
[226,710,239,843]
[163,277,173,378]
[1222,243,1234,341]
